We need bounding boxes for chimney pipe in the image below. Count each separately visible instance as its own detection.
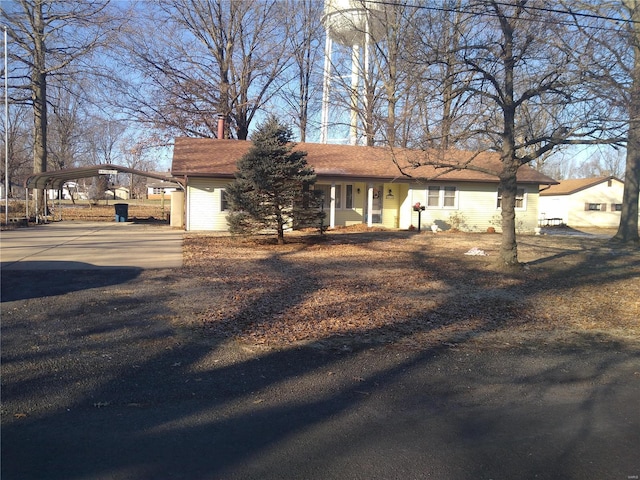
[217,114,225,139]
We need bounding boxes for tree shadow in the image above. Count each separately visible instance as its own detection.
[1,264,143,302]
[0,261,142,302]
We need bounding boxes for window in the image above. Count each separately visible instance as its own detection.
[497,188,525,209]
[221,189,229,211]
[346,185,354,209]
[315,184,343,208]
[315,184,331,207]
[443,186,456,207]
[427,186,440,207]
[586,203,606,211]
[613,203,622,212]
[426,186,458,208]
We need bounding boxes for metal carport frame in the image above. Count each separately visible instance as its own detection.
[24,164,184,221]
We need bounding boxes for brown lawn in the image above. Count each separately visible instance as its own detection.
[180,227,640,350]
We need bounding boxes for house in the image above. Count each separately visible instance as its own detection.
[47,182,76,200]
[171,138,558,232]
[538,176,627,228]
[105,186,130,200]
[146,171,179,199]
[147,181,179,199]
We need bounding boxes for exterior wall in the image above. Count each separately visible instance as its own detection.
[539,180,625,228]
[148,187,178,200]
[331,181,367,226]
[381,183,401,228]
[186,178,230,231]
[170,191,184,228]
[538,195,569,225]
[404,183,539,233]
[184,177,540,233]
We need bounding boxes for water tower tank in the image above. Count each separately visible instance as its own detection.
[323,0,385,46]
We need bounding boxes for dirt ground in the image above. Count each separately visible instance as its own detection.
[1,226,639,479]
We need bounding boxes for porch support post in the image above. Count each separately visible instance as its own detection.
[367,183,373,227]
[330,183,336,228]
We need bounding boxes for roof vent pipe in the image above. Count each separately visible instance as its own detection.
[217,114,225,139]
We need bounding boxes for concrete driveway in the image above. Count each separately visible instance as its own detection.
[1,221,183,270]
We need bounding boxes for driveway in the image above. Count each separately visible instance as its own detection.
[0,221,183,270]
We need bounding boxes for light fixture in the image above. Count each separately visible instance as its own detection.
[357,188,361,194]
[386,189,394,199]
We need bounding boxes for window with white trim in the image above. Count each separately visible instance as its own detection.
[497,188,525,209]
[315,184,351,209]
[345,184,354,209]
[221,189,229,211]
[426,186,458,208]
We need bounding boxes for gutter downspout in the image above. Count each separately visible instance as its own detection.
[184,175,188,231]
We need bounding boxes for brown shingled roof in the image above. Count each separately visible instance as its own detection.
[171,138,558,185]
[540,176,622,196]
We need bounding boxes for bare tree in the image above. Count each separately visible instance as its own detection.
[120,137,159,199]
[47,83,85,172]
[397,1,623,267]
[2,0,119,213]
[0,103,32,197]
[276,0,324,142]
[84,116,126,165]
[562,0,639,242]
[111,0,290,141]
[615,0,640,242]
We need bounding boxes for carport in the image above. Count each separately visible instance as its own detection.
[23,164,184,222]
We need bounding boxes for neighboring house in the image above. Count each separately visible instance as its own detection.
[105,186,130,200]
[147,180,179,199]
[171,138,558,232]
[539,176,628,228]
[47,182,76,200]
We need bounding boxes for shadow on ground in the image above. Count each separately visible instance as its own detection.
[1,264,142,302]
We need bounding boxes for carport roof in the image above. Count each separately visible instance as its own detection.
[24,165,184,190]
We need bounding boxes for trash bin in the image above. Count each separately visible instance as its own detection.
[114,203,129,222]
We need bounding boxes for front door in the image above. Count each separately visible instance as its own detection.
[372,184,383,224]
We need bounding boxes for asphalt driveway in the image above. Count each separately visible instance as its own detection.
[0,221,183,270]
[1,225,638,480]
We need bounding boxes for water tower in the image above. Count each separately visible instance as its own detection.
[320,0,385,145]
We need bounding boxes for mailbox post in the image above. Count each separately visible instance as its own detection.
[413,202,425,232]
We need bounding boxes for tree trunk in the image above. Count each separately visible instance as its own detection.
[614,0,640,243]
[499,164,520,267]
[32,0,47,216]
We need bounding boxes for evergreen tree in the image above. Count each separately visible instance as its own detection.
[226,116,324,244]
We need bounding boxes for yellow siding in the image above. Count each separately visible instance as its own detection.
[381,183,401,228]
[404,183,539,233]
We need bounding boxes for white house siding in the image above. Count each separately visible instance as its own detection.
[186,178,230,231]
[538,197,568,225]
[539,180,625,228]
